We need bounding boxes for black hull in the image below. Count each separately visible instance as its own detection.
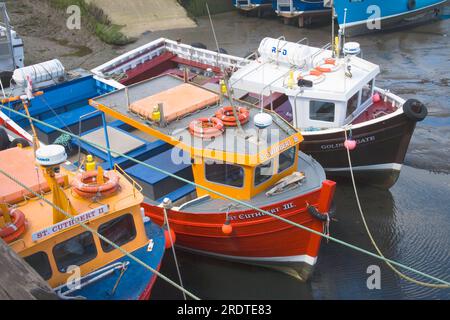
[301,113,417,188]
[343,2,446,37]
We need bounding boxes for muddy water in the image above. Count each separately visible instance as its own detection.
[144,8,450,300]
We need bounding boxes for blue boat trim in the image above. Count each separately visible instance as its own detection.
[56,220,165,300]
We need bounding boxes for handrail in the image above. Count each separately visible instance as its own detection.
[54,262,129,299]
[114,163,143,197]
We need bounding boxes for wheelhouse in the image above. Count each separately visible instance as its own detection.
[0,146,149,288]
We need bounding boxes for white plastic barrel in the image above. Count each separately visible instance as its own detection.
[258,37,312,67]
[12,59,65,87]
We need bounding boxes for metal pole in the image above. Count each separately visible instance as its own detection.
[101,112,113,169]
[1,3,16,69]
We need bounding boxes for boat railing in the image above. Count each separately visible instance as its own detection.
[54,261,130,300]
[114,163,143,198]
[91,38,247,78]
[163,39,246,70]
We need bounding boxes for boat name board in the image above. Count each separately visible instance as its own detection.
[229,202,295,221]
[320,135,375,150]
[259,136,300,162]
[31,205,110,242]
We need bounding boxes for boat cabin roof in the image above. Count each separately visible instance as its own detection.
[0,147,144,253]
[230,41,380,103]
[90,74,302,167]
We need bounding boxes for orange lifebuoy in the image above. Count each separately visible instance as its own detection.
[297,70,326,84]
[0,208,26,243]
[214,106,250,127]
[315,58,339,73]
[189,117,224,139]
[72,170,120,198]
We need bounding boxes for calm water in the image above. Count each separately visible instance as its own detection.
[134,8,450,300]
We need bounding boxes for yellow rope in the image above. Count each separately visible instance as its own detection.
[344,128,450,289]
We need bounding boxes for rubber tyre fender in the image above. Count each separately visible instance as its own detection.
[191,42,207,50]
[407,0,416,10]
[9,137,30,149]
[0,127,10,151]
[403,99,427,122]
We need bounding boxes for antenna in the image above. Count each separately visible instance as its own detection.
[205,2,245,134]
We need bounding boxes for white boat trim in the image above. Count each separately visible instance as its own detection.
[177,245,318,266]
[326,163,402,172]
[338,0,447,28]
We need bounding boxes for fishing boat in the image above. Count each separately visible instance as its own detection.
[229,37,428,187]
[274,0,331,27]
[0,95,165,300]
[88,73,336,281]
[90,37,427,188]
[333,0,448,36]
[233,0,273,17]
[0,2,24,85]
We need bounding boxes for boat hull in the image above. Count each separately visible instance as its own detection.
[334,0,447,36]
[143,180,336,281]
[301,112,417,188]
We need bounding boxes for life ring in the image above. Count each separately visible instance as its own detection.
[297,70,326,85]
[315,58,340,73]
[0,208,26,243]
[403,99,427,122]
[214,106,250,126]
[71,170,120,198]
[189,117,224,139]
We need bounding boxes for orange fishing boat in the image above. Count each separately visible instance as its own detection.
[0,93,166,299]
[89,74,336,280]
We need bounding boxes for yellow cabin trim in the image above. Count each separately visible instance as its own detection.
[89,99,303,167]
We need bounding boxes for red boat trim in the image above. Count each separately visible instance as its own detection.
[138,262,162,300]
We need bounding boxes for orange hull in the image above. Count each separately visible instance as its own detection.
[143,180,336,280]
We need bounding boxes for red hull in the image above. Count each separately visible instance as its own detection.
[143,180,335,280]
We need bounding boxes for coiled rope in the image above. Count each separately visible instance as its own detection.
[1,104,449,288]
[0,167,201,300]
[344,128,450,289]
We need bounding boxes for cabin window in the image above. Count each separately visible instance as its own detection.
[346,92,360,118]
[98,214,137,253]
[309,100,335,122]
[278,147,296,173]
[254,160,275,186]
[205,163,244,188]
[24,251,52,281]
[361,80,374,105]
[53,232,97,273]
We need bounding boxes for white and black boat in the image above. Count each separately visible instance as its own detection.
[229,37,427,188]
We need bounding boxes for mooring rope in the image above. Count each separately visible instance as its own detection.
[344,127,450,289]
[0,167,201,300]
[1,104,449,287]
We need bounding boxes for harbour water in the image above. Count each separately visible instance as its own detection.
[146,9,450,299]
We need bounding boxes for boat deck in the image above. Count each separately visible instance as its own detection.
[91,74,299,162]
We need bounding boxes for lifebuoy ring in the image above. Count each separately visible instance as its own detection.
[214,106,250,126]
[315,58,340,73]
[403,99,427,122]
[189,117,224,139]
[0,208,26,243]
[298,70,326,85]
[72,170,120,198]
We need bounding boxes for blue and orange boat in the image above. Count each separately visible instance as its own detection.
[0,94,166,300]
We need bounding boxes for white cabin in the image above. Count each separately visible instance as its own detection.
[230,37,380,130]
